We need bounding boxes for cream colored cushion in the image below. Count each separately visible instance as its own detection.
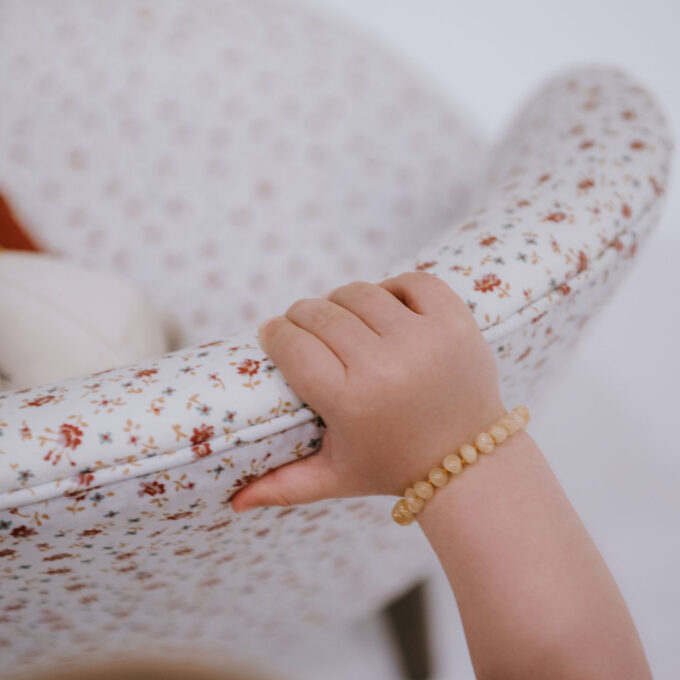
[0,250,170,391]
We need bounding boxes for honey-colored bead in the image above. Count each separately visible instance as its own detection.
[404,487,419,501]
[508,411,526,430]
[475,432,495,454]
[414,480,434,500]
[499,415,520,435]
[405,495,425,514]
[459,443,478,464]
[392,499,415,526]
[513,405,530,424]
[428,467,449,487]
[488,424,507,444]
[443,454,463,474]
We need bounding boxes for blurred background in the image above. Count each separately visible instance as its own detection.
[277,0,680,678]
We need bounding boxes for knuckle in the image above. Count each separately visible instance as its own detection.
[403,270,444,298]
[329,280,371,301]
[286,298,336,329]
[404,270,438,285]
[285,297,312,317]
[308,303,336,329]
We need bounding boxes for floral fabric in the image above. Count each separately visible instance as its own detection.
[0,0,483,349]
[0,0,674,675]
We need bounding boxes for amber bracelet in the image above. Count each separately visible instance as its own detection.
[391,405,530,525]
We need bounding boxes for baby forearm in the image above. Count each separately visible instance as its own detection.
[417,430,651,680]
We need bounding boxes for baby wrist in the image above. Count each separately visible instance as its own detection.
[391,405,530,525]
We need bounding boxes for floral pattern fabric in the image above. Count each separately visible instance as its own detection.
[0,0,674,676]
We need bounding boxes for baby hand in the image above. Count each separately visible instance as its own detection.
[230,272,506,511]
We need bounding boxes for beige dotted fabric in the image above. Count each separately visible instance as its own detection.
[0,0,481,348]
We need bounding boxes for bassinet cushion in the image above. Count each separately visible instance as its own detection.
[0,0,673,674]
[0,250,170,392]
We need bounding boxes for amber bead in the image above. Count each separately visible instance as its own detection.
[475,432,495,454]
[499,415,520,435]
[512,405,531,426]
[428,467,449,487]
[508,411,526,430]
[489,423,507,444]
[405,495,425,514]
[404,487,419,500]
[443,454,463,474]
[459,443,478,464]
[391,499,415,526]
[414,480,435,500]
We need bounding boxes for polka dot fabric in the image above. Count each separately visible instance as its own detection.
[0,0,674,676]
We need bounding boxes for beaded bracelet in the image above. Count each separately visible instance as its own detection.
[391,405,530,526]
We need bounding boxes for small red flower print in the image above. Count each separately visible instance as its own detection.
[43,553,73,561]
[516,199,531,207]
[621,109,636,120]
[77,472,95,487]
[58,423,84,450]
[0,549,16,558]
[415,260,437,271]
[612,237,625,252]
[542,212,567,223]
[10,525,37,539]
[473,273,502,293]
[576,250,588,275]
[236,358,260,377]
[165,511,194,521]
[233,357,263,389]
[649,175,664,197]
[25,395,56,407]
[133,368,158,379]
[579,139,595,150]
[79,528,102,538]
[138,480,166,497]
[578,178,594,191]
[479,236,498,247]
[190,424,214,446]
[537,173,551,183]
[198,340,225,349]
[556,282,571,296]
[630,140,646,151]
[515,347,532,363]
[192,442,212,459]
[622,203,632,218]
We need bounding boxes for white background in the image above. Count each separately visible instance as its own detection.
[277,0,680,678]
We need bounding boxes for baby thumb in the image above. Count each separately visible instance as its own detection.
[230,447,337,512]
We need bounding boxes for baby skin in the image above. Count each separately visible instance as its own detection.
[231,271,651,680]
